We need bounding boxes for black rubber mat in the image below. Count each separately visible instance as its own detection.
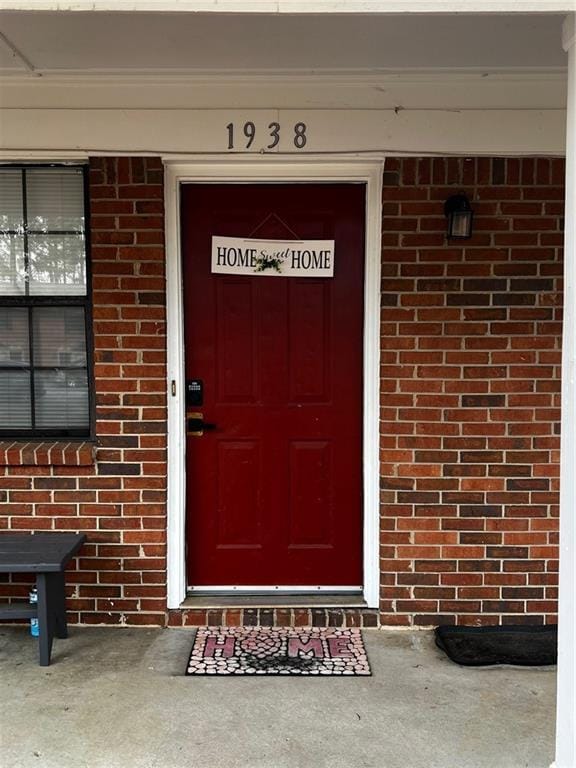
[435,624,557,666]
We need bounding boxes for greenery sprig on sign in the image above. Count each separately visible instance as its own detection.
[254,254,283,273]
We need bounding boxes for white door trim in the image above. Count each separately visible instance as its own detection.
[164,155,384,609]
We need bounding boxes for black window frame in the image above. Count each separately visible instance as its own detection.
[0,163,95,440]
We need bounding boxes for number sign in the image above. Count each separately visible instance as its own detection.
[226,121,307,150]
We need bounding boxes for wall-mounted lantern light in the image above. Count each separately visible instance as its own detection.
[444,194,474,239]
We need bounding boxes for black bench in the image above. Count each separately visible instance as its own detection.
[0,533,86,666]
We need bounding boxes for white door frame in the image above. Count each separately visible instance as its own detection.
[164,155,384,609]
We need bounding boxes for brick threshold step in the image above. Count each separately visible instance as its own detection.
[181,593,367,609]
[171,593,379,628]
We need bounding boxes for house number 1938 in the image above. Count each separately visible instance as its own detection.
[226,122,307,150]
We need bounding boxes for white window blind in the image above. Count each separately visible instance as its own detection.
[0,166,91,437]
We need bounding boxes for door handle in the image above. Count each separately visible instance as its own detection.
[187,412,217,436]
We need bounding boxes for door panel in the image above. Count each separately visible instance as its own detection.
[215,440,262,548]
[182,183,365,587]
[288,440,333,548]
[215,280,256,402]
[288,280,330,402]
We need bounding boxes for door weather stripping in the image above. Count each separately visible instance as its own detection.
[188,586,362,593]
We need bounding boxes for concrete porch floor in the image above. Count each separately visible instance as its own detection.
[0,626,555,768]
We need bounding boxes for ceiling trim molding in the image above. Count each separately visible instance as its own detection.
[0,1,572,12]
[0,69,568,85]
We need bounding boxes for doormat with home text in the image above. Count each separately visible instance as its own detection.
[186,627,371,676]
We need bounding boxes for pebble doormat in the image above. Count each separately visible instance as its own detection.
[186,627,371,676]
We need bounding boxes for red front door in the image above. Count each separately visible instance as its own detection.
[182,183,365,588]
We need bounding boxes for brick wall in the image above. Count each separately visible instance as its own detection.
[379,157,563,626]
[0,157,168,626]
[0,155,563,628]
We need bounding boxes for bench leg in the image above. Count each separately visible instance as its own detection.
[36,574,54,666]
[36,573,69,666]
[51,573,68,639]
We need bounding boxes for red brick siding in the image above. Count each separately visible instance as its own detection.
[0,157,168,626]
[379,157,562,626]
[0,155,563,628]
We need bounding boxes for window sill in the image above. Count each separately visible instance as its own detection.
[0,441,96,467]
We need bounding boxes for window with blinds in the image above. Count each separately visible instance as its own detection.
[0,166,92,437]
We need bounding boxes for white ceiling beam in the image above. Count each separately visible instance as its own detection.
[0,107,566,155]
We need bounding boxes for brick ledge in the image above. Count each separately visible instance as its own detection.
[167,607,379,629]
[0,441,96,467]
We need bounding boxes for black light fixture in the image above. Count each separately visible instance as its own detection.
[444,193,474,239]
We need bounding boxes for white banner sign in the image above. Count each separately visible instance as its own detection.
[211,236,335,277]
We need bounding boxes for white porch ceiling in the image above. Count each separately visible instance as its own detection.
[0,11,568,75]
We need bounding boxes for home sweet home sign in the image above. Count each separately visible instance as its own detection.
[211,236,335,277]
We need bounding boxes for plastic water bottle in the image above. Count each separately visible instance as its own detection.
[29,587,39,637]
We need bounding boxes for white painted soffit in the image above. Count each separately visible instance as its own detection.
[0,11,567,76]
[0,1,573,13]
